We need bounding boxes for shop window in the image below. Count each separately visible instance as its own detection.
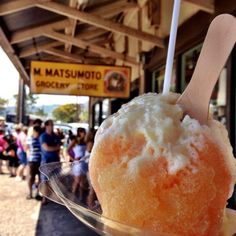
[94,103,100,129]
[110,88,139,115]
[102,99,109,121]
[181,44,202,91]
[209,68,227,126]
[151,63,176,93]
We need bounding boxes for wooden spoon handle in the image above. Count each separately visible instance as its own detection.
[177,14,236,124]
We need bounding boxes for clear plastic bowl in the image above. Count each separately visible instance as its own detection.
[39,162,236,236]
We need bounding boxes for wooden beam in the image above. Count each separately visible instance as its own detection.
[64,0,138,52]
[11,19,70,44]
[64,0,78,52]
[84,58,115,65]
[0,0,49,16]
[44,47,114,65]
[90,1,139,18]
[89,0,127,14]
[114,3,140,45]
[44,48,84,62]
[0,0,35,15]
[36,55,76,64]
[40,53,115,65]
[145,11,213,70]
[87,36,111,46]
[9,1,138,45]
[44,30,139,65]
[23,54,85,66]
[65,19,77,52]
[36,1,164,47]
[76,28,107,40]
[19,41,62,58]
[0,27,29,86]
[183,0,215,14]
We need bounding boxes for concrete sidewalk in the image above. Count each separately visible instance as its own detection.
[0,164,99,236]
[36,201,98,236]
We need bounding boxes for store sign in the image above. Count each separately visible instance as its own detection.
[30,61,131,98]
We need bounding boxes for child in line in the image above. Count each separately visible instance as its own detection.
[26,125,42,199]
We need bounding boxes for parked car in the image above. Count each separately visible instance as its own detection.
[54,123,73,135]
[68,122,89,134]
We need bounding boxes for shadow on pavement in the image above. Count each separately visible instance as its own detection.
[35,201,99,236]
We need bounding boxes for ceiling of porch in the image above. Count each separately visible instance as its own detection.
[0,0,215,86]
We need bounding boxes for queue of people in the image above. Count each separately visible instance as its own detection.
[0,119,98,208]
[67,127,96,203]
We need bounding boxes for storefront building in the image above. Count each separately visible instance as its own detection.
[0,0,235,211]
[88,0,236,208]
[144,3,236,154]
[90,0,236,150]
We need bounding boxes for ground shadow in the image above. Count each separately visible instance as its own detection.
[35,201,99,236]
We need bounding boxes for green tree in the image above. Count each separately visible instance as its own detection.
[79,110,88,122]
[52,103,80,123]
[26,93,39,113]
[13,93,39,114]
[0,97,8,114]
[34,107,47,117]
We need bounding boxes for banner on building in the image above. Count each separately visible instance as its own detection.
[30,61,131,98]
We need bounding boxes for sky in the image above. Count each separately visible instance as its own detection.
[0,47,89,106]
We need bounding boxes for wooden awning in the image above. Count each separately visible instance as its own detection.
[0,0,217,86]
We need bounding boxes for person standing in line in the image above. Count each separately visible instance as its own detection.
[67,128,88,201]
[63,129,75,162]
[40,119,61,165]
[77,128,95,203]
[0,128,7,174]
[26,125,42,200]
[40,119,61,204]
[0,130,19,177]
[67,128,86,162]
[4,134,19,177]
[26,119,43,143]
[15,125,28,181]
[26,119,43,163]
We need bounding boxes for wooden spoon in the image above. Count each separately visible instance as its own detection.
[177,14,236,124]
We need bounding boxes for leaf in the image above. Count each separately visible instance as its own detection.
[52,103,81,123]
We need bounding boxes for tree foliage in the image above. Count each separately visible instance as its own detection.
[0,97,8,113]
[13,93,39,113]
[0,98,8,107]
[34,107,47,117]
[79,110,88,122]
[26,93,39,113]
[52,103,80,123]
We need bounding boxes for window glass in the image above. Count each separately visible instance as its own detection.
[102,99,109,120]
[152,62,176,93]
[181,44,202,91]
[209,68,227,126]
[94,103,100,129]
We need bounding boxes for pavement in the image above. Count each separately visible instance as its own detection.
[0,162,99,236]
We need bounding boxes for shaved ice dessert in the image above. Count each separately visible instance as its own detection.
[89,93,236,236]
